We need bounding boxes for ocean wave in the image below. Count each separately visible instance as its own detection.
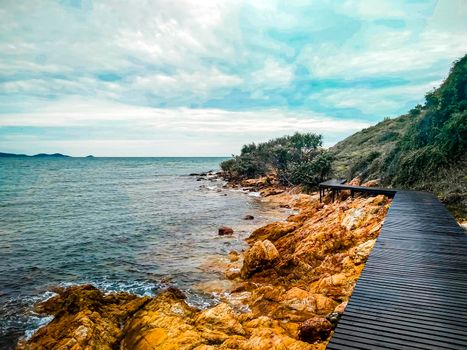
[248,192,261,197]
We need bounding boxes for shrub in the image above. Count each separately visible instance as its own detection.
[384,55,467,187]
[347,151,381,179]
[221,132,333,188]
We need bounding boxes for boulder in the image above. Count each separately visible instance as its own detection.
[229,251,240,262]
[260,187,285,197]
[194,303,245,342]
[241,240,279,278]
[243,215,255,220]
[362,179,379,187]
[347,177,362,186]
[298,317,332,343]
[350,239,376,264]
[17,285,149,350]
[247,221,297,244]
[341,208,365,230]
[218,226,234,235]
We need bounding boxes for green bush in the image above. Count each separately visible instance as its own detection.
[221,132,333,188]
[384,55,467,187]
[289,151,333,189]
[347,151,381,179]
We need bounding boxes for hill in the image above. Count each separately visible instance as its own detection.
[0,152,70,158]
[331,54,467,219]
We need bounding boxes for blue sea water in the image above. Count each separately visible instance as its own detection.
[0,157,285,349]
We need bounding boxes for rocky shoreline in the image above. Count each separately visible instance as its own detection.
[17,176,391,350]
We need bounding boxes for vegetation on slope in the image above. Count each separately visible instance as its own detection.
[332,54,467,218]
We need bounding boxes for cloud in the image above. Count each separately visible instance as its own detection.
[0,97,368,133]
[250,59,294,90]
[300,30,466,79]
[0,97,369,155]
[0,0,466,155]
[311,80,442,116]
[131,69,243,101]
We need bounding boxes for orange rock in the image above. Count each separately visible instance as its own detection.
[260,187,285,197]
[241,240,279,278]
[362,179,380,187]
[347,177,362,186]
[247,221,297,244]
[229,250,240,262]
[17,285,149,350]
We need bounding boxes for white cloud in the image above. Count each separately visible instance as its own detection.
[0,97,370,156]
[337,0,409,20]
[300,30,467,79]
[0,97,368,133]
[131,69,243,100]
[250,59,294,90]
[311,80,442,115]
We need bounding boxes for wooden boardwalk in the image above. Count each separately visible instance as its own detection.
[319,183,467,349]
[319,179,397,201]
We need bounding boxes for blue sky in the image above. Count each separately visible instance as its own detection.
[0,0,466,156]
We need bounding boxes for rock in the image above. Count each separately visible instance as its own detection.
[314,294,338,315]
[225,268,241,280]
[281,287,316,314]
[326,312,341,327]
[362,179,379,187]
[260,187,285,197]
[195,303,245,342]
[218,226,234,235]
[334,301,348,314]
[298,317,332,343]
[347,177,362,186]
[241,240,279,278]
[341,208,365,230]
[120,289,202,350]
[229,251,240,262]
[350,239,376,264]
[240,176,272,188]
[247,221,297,244]
[165,286,187,299]
[370,194,386,206]
[17,284,149,350]
[243,214,254,220]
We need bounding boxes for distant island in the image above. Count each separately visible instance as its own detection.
[0,152,70,158]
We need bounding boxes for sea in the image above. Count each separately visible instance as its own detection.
[0,157,287,349]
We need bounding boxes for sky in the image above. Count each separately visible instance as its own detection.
[0,0,466,156]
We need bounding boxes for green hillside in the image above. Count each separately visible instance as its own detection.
[331,54,467,219]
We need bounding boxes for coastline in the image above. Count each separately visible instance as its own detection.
[16,175,391,350]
